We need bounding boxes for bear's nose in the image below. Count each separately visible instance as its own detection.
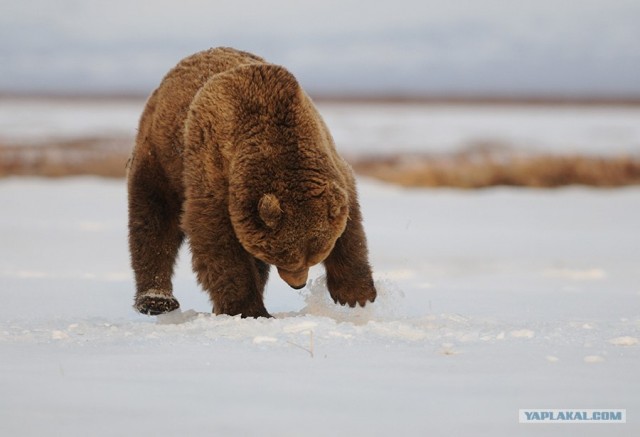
[277,267,309,289]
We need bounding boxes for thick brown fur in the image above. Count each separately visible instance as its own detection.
[128,47,376,317]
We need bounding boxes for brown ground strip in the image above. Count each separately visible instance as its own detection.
[2,137,639,188]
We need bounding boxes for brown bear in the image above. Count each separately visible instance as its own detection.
[128,47,376,318]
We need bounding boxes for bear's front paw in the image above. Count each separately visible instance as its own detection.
[134,289,180,315]
[328,277,377,308]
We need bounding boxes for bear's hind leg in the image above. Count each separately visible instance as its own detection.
[128,161,184,315]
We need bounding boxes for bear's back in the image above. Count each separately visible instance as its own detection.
[147,47,265,150]
[135,48,266,193]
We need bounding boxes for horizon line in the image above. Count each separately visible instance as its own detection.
[2,91,640,107]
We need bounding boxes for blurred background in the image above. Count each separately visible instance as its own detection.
[2,0,640,98]
[1,0,640,185]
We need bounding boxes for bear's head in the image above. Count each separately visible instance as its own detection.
[217,62,351,288]
[229,180,349,289]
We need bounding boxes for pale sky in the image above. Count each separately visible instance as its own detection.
[1,0,639,96]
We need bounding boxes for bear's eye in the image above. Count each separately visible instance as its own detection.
[308,182,327,198]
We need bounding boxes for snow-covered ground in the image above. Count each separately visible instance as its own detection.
[1,99,639,435]
[2,98,640,157]
[0,98,141,144]
[1,177,638,436]
[321,102,640,157]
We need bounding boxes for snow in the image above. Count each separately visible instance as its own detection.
[1,176,639,436]
[0,98,141,144]
[1,99,639,434]
[321,103,640,156]
[2,98,640,157]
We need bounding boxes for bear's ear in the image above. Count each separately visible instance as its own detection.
[328,183,348,220]
[258,194,282,229]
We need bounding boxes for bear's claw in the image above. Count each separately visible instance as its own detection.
[329,280,377,308]
[135,290,180,315]
[333,294,376,308]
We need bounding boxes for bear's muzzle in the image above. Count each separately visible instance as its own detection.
[277,267,309,289]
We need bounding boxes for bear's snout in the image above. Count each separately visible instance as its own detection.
[277,267,309,289]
